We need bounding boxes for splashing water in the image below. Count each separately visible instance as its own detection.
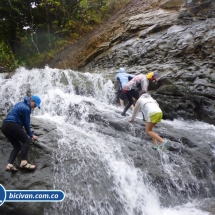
[0,67,212,215]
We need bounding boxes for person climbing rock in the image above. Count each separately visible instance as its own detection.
[129,93,168,151]
[121,72,157,116]
[115,67,135,109]
[1,95,41,172]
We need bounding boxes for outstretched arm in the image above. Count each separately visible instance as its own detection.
[129,100,141,122]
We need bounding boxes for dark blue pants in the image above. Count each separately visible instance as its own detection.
[121,89,139,115]
[1,122,30,164]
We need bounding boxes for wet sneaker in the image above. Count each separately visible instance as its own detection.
[162,139,168,151]
[152,146,158,150]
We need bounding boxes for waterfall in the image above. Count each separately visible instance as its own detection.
[0,67,213,215]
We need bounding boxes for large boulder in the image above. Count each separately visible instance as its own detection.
[0,117,59,215]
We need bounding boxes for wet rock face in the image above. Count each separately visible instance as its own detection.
[90,19,215,69]
[183,0,215,18]
[91,17,215,124]
[48,0,215,124]
[0,107,215,214]
[83,2,215,124]
[150,68,215,124]
[0,117,59,215]
[48,0,215,70]
[160,0,185,9]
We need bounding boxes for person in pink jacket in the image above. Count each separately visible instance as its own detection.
[129,93,168,151]
[121,72,157,116]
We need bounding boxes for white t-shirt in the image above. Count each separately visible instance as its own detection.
[131,93,162,121]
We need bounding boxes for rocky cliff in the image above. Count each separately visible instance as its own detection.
[48,0,215,125]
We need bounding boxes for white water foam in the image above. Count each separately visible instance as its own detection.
[0,67,212,215]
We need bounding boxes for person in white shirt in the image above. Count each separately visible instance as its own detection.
[129,93,168,150]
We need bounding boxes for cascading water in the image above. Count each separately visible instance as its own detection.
[0,67,214,215]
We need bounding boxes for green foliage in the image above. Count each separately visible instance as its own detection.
[0,41,18,72]
[0,0,131,69]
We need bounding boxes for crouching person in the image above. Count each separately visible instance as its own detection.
[129,93,168,150]
[1,95,41,172]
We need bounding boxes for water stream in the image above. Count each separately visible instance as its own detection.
[0,67,214,215]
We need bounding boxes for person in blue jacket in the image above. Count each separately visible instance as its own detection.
[115,68,135,109]
[1,95,41,172]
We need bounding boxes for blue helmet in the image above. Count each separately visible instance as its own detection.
[119,68,125,73]
[31,95,41,109]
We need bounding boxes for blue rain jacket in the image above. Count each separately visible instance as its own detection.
[115,70,135,90]
[4,97,33,137]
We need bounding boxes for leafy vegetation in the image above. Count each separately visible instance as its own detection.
[0,41,18,72]
[0,0,130,71]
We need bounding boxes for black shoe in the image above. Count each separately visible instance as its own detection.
[121,112,126,116]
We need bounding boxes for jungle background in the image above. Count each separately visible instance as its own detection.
[0,0,129,72]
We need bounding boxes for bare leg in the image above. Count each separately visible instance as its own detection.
[119,99,124,108]
[131,105,135,110]
[131,97,136,110]
[145,122,164,145]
